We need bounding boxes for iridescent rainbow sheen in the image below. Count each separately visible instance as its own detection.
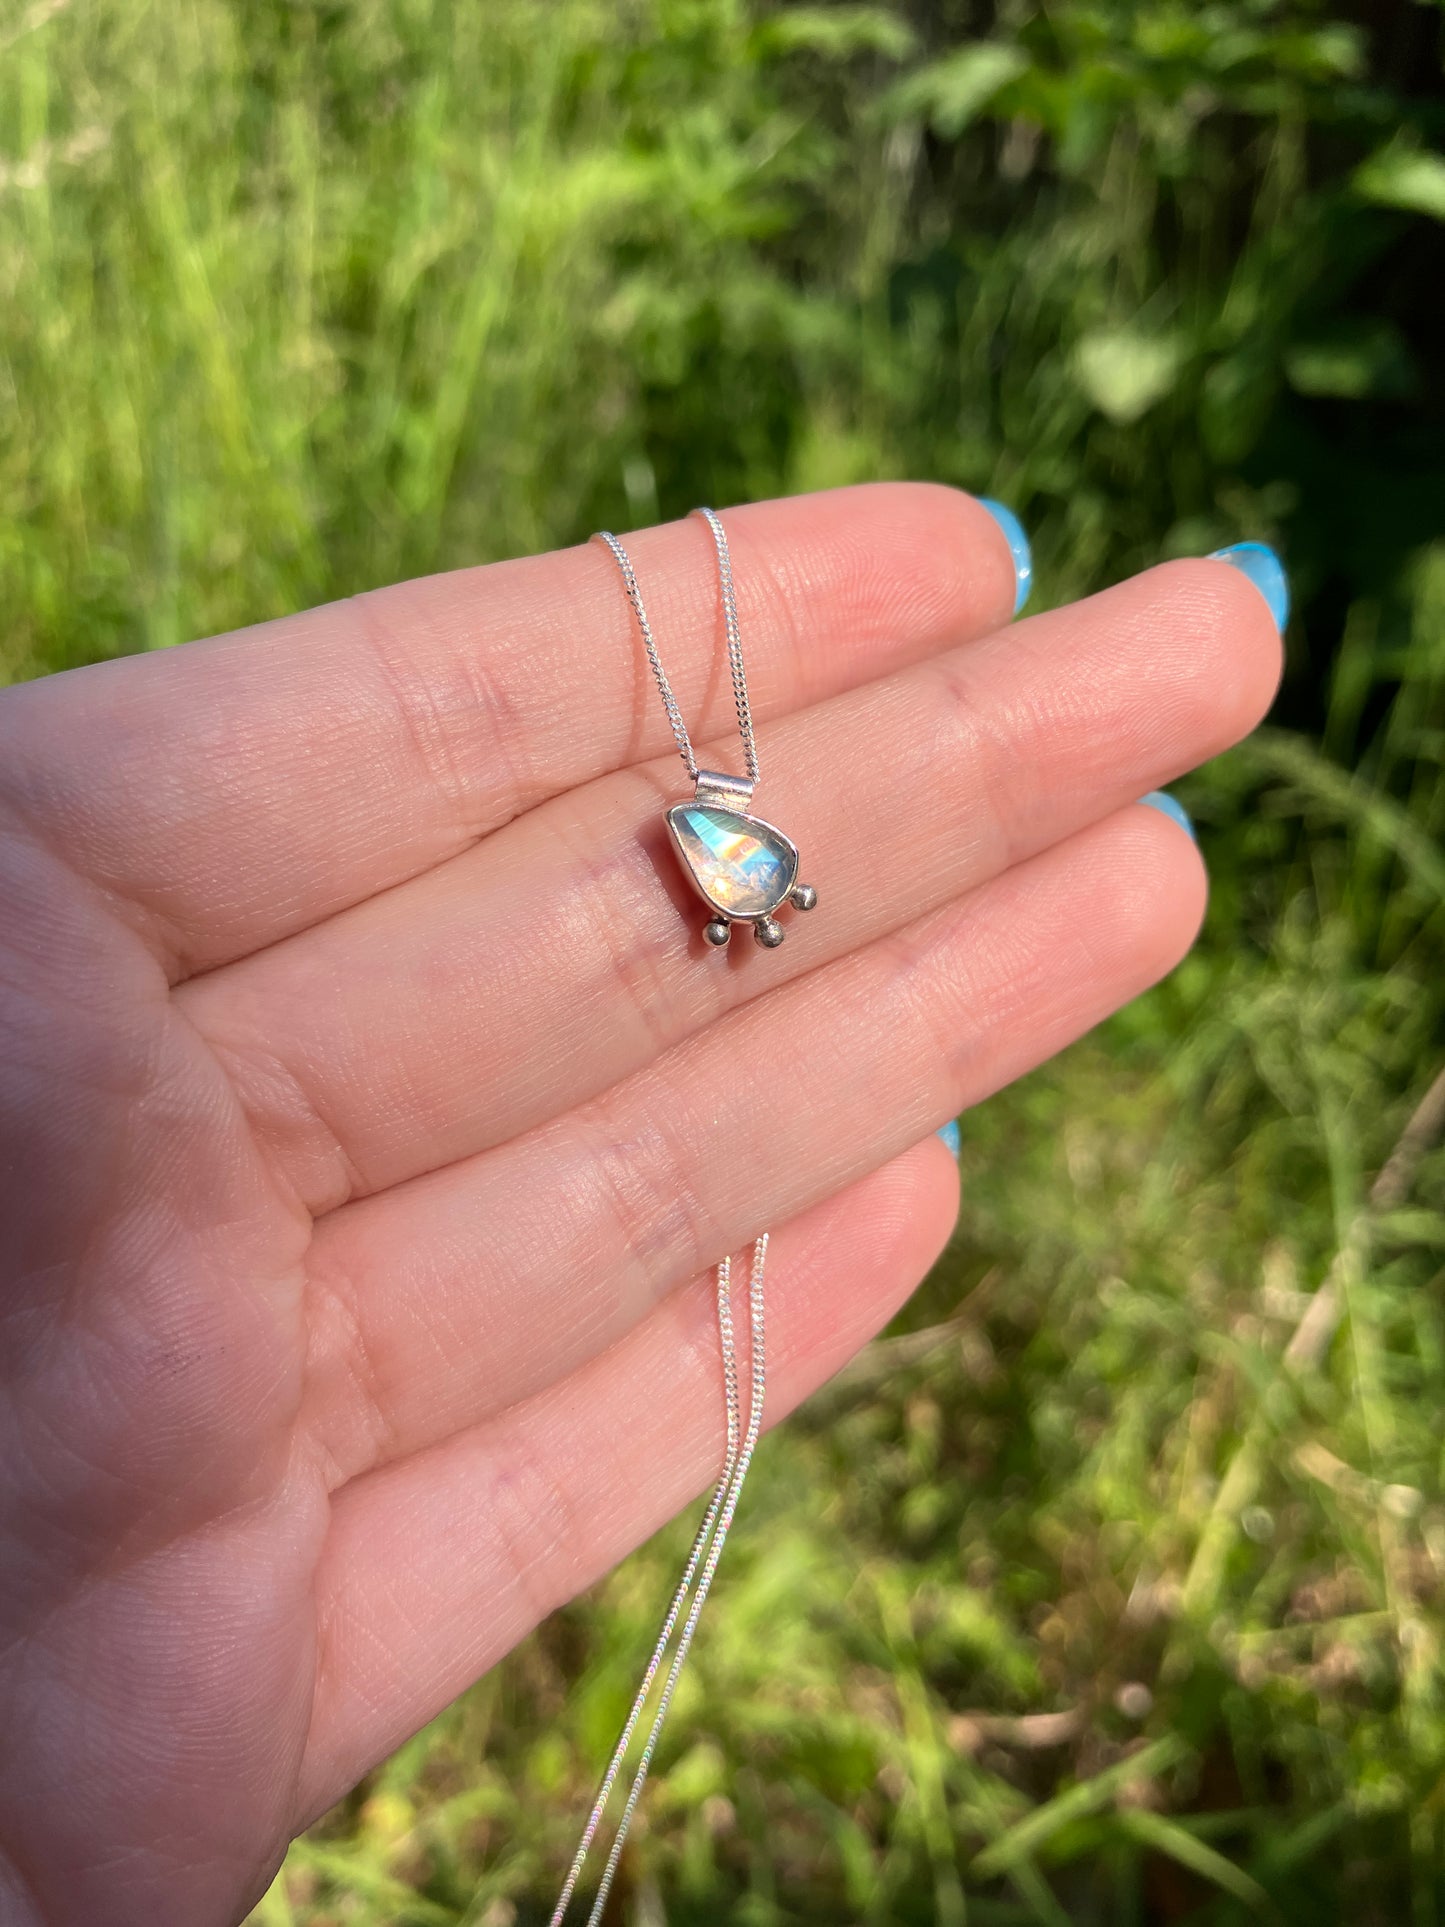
[668,804,797,917]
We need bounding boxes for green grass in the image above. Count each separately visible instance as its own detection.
[3,1,1444,1921]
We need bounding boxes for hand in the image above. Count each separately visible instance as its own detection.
[0,486,1280,1925]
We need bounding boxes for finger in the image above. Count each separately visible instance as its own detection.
[301,805,1203,1488]
[0,486,1018,977]
[183,555,1275,1211]
[298,1135,960,1820]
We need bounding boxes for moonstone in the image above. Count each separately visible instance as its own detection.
[667,803,798,918]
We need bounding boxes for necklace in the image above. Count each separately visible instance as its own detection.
[598,506,817,949]
[549,510,800,1923]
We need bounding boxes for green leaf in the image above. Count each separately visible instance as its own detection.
[1243,729,1445,903]
[285,1842,456,1925]
[971,1736,1187,1879]
[883,42,1030,136]
[1074,329,1187,424]
[1117,1807,1275,1914]
[759,7,917,61]
[1354,140,1445,222]
[1249,1802,1352,1879]
[1285,320,1416,401]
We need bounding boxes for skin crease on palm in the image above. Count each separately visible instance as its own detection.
[0,483,1282,1927]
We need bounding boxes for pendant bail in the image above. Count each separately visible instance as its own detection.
[693,767,755,813]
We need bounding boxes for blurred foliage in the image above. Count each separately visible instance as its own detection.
[2,0,1444,1921]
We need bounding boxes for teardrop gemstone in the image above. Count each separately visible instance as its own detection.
[666,803,799,918]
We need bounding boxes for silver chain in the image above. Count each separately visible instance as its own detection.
[550,1238,767,1927]
[548,511,770,1922]
[595,506,760,785]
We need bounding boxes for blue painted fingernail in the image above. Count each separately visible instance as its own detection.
[978,498,1033,615]
[1207,540,1289,631]
[936,1118,961,1156]
[1140,790,1195,841]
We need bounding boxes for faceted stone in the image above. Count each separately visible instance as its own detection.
[666,803,798,918]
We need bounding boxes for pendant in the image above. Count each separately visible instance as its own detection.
[666,769,817,948]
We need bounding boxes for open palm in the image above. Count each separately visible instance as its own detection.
[0,486,1280,1926]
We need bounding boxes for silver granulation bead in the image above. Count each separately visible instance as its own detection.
[754,916,785,949]
[703,917,732,947]
[789,882,817,912]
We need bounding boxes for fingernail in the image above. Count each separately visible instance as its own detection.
[1139,790,1195,841]
[936,1118,961,1156]
[1207,540,1289,632]
[977,498,1033,615]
